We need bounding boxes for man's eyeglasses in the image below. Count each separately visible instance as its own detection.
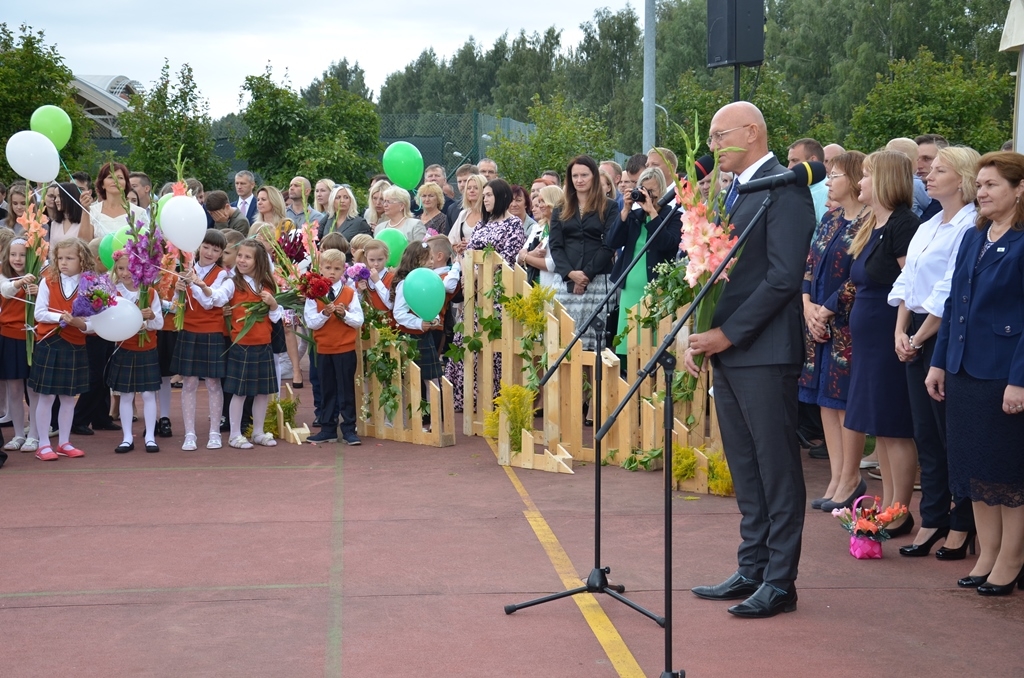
[706,125,748,147]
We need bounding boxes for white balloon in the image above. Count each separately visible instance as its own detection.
[160,195,207,251]
[93,300,145,343]
[5,130,59,183]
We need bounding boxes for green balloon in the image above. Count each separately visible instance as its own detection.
[29,105,73,151]
[155,193,173,224]
[377,228,409,267]
[112,225,131,252]
[382,141,424,190]
[99,233,116,270]
[404,268,445,321]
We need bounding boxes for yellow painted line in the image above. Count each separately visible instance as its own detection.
[492,442,646,678]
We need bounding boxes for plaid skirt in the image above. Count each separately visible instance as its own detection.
[157,329,178,376]
[0,335,29,380]
[413,331,444,381]
[172,330,228,378]
[106,347,162,393]
[223,343,278,396]
[29,335,90,395]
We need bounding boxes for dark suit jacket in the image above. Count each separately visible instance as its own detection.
[933,225,1024,385]
[232,196,259,224]
[606,204,682,287]
[712,157,817,367]
[549,200,619,282]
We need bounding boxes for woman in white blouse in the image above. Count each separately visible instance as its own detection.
[82,162,149,238]
[889,145,980,559]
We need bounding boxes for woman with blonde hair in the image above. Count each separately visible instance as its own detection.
[517,185,563,292]
[374,185,426,242]
[254,185,291,239]
[600,168,619,203]
[314,179,335,215]
[836,151,919,528]
[364,180,391,227]
[417,182,448,235]
[890,145,980,558]
[320,185,371,241]
[449,174,486,255]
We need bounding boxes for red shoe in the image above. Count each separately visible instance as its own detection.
[56,443,85,458]
[35,446,58,461]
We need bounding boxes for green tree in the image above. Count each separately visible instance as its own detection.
[301,58,370,105]
[0,23,93,182]
[492,29,562,120]
[239,69,381,188]
[118,61,227,190]
[848,48,1012,153]
[486,94,614,187]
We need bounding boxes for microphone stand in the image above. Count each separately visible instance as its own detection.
[595,191,775,678]
[504,199,680,626]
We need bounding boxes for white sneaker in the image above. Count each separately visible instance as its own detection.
[4,436,26,451]
[206,434,222,449]
[20,437,38,452]
[182,434,198,451]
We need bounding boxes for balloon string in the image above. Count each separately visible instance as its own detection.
[60,157,74,182]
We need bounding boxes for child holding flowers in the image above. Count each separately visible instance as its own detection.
[29,238,100,461]
[107,253,164,453]
[0,237,41,452]
[358,239,393,312]
[171,229,230,451]
[221,238,281,449]
[303,249,364,445]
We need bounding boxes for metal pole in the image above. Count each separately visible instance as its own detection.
[1016,51,1024,153]
[643,0,656,150]
[733,64,741,102]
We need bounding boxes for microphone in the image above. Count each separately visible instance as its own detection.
[655,155,716,208]
[736,161,826,194]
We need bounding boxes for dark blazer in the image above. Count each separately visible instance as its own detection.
[548,199,619,281]
[319,213,372,242]
[606,204,682,287]
[713,157,817,367]
[232,195,259,224]
[933,225,1024,385]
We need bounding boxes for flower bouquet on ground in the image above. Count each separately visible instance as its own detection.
[833,496,909,559]
[18,202,50,364]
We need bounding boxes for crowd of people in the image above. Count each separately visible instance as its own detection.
[0,99,1021,609]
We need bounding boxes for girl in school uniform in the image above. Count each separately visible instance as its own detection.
[0,237,40,452]
[107,253,164,453]
[221,238,281,449]
[171,229,230,451]
[29,238,96,461]
[356,239,393,313]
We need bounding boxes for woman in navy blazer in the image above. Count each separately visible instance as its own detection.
[927,151,1024,596]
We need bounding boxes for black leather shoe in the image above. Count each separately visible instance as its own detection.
[885,513,915,538]
[957,573,990,588]
[115,441,134,453]
[935,529,976,561]
[145,441,160,453]
[71,425,95,436]
[93,422,121,431]
[899,526,950,557]
[727,583,798,618]
[976,565,1024,596]
[156,418,173,438]
[807,442,828,459]
[692,572,762,601]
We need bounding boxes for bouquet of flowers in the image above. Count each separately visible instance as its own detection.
[120,218,168,345]
[296,270,333,301]
[278,228,306,264]
[346,263,371,285]
[67,271,118,321]
[833,496,909,559]
[18,202,50,365]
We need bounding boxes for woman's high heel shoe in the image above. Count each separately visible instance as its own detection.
[899,526,950,557]
[820,479,868,512]
[935,529,977,561]
[976,565,1024,596]
[958,573,989,588]
[885,513,915,538]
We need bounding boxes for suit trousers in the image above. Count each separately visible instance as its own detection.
[319,351,357,436]
[73,335,114,428]
[713,362,805,586]
[906,312,974,532]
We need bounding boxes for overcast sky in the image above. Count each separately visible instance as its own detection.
[13,1,640,118]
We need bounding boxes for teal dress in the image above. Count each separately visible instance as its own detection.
[614,216,649,353]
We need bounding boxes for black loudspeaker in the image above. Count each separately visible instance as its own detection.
[707,0,765,68]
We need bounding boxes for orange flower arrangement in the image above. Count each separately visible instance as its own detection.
[833,496,908,542]
[17,202,50,365]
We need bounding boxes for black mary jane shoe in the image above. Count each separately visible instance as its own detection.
[935,530,977,561]
[156,417,173,438]
[977,566,1024,596]
[115,441,134,454]
[899,527,950,557]
[145,441,160,453]
[957,573,990,588]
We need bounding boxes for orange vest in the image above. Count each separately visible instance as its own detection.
[0,286,27,340]
[36,278,86,346]
[312,286,358,354]
[183,264,227,334]
[368,270,395,312]
[119,288,158,352]
[230,276,272,345]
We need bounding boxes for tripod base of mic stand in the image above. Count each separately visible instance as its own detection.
[505,567,666,627]
[660,672,685,677]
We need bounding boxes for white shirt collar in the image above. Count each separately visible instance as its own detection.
[735,152,776,186]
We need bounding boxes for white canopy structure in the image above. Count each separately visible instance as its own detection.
[71,75,143,138]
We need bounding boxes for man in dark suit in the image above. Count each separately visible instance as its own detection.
[685,102,817,618]
[232,170,258,225]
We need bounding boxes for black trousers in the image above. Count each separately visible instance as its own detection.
[73,335,114,428]
[907,312,974,531]
[319,351,357,436]
[714,362,805,586]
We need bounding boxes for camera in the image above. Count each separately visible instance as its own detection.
[630,188,647,203]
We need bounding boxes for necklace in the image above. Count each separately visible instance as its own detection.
[844,204,868,223]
